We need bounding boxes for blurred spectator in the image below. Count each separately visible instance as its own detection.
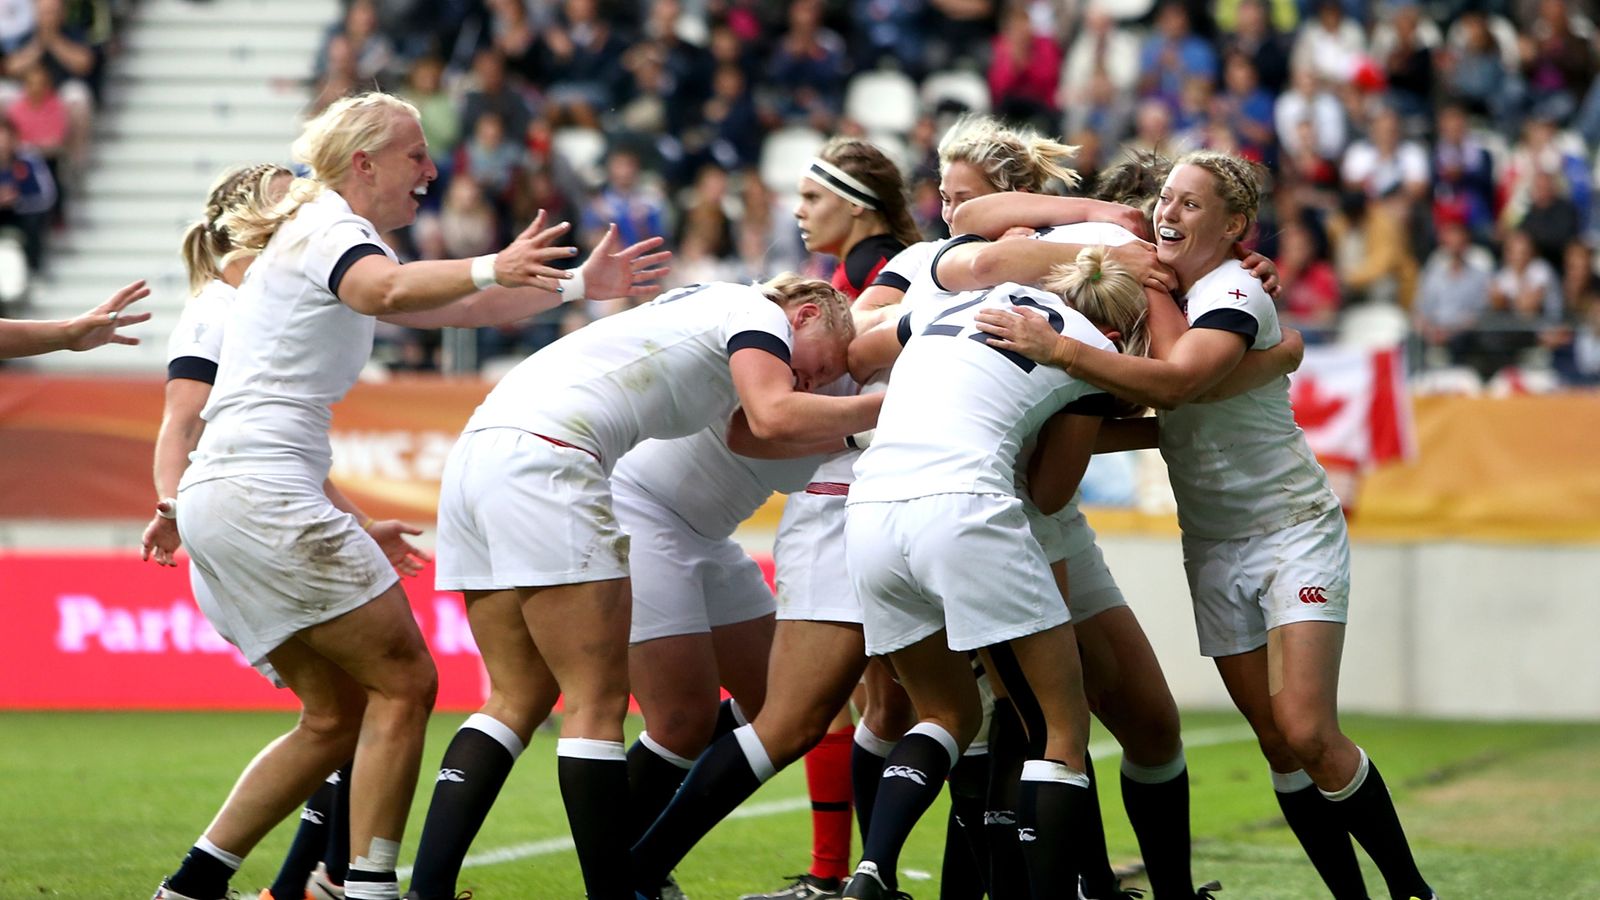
[582,146,666,249]
[461,48,533,139]
[1291,0,1365,85]
[1217,52,1276,162]
[1499,115,1591,236]
[675,164,735,259]
[1545,281,1600,384]
[1219,0,1292,93]
[699,63,761,169]
[437,174,499,260]
[767,0,847,124]
[0,116,54,271]
[989,3,1061,127]
[400,56,460,164]
[851,0,927,76]
[1172,73,1214,140]
[1060,5,1141,115]
[309,34,360,115]
[1328,189,1418,307]
[1341,105,1429,206]
[1275,64,1345,160]
[1212,0,1298,35]
[0,0,34,55]
[539,0,629,123]
[1415,217,1493,365]
[1372,3,1435,122]
[1431,102,1496,242]
[643,0,714,108]
[1275,217,1340,337]
[7,64,68,161]
[1438,11,1519,122]
[486,0,546,85]
[1491,228,1563,322]
[925,0,998,71]
[1560,239,1595,315]
[4,0,94,167]
[1282,117,1340,209]
[1123,98,1180,160]
[314,0,396,85]
[1138,2,1217,107]
[1064,70,1133,155]
[456,110,529,210]
[1518,168,1580,269]
[511,165,573,236]
[1516,0,1596,123]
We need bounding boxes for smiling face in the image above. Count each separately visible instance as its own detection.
[1154,163,1244,287]
[938,160,995,227]
[793,177,856,257]
[784,303,849,391]
[360,112,436,232]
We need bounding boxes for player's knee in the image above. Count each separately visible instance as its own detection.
[297,703,364,756]
[1278,715,1337,769]
[647,702,719,757]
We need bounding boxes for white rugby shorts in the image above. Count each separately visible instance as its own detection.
[1057,539,1128,623]
[178,473,397,680]
[773,488,861,624]
[1184,505,1352,657]
[613,478,775,643]
[845,493,1070,656]
[436,427,630,591]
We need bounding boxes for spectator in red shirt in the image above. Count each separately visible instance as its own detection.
[7,64,68,160]
[988,4,1061,129]
[1276,217,1341,339]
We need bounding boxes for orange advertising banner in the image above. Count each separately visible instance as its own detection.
[2,374,1599,542]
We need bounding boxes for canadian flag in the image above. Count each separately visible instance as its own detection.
[1288,345,1417,510]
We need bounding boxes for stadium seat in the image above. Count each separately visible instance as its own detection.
[843,69,919,136]
[863,132,912,175]
[1338,301,1409,349]
[552,127,608,189]
[920,70,990,116]
[759,125,827,194]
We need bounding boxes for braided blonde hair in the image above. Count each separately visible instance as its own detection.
[180,163,292,295]
[1171,150,1264,243]
[224,92,421,253]
[761,273,855,339]
[937,114,1080,193]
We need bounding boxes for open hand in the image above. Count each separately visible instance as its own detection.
[1106,242,1178,294]
[66,280,152,351]
[140,513,181,566]
[581,223,672,300]
[974,306,1068,364]
[1236,247,1282,298]
[367,519,431,577]
[494,210,580,292]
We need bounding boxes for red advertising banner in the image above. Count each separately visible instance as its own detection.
[0,552,777,710]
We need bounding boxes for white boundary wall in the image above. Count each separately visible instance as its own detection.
[1099,537,1600,721]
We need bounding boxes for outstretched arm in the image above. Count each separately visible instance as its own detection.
[936,237,1177,294]
[725,409,849,459]
[731,349,882,444]
[0,280,151,359]
[1025,412,1102,516]
[847,315,910,384]
[951,192,1152,241]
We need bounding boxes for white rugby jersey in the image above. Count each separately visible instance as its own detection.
[1158,259,1339,539]
[870,239,940,296]
[165,279,233,384]
[183,190,397,487]
[850,282,1114,504]
[612,420,827,540]
[465,281,795,473]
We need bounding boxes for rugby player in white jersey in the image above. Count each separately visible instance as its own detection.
[417,276,876,900]
[836,251,1152,900]
[976,151,1437,900]
[151,92,667,900]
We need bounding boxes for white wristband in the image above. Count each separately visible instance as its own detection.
[561,267,586,303]
[156,497,177,520]
[470,253,499,290]
[845,429,874,450]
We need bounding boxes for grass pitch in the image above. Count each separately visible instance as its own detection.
[2,711,1597,898]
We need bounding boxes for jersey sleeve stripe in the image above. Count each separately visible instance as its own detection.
[1191,308,1259,348]
[328,243,387,298]
[166,356,219,385]
[871,270,911,292]
[895,311,914,346]
[727,330,792,364]
[929,233,990,293]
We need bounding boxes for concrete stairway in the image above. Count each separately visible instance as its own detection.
[25,0,337,372]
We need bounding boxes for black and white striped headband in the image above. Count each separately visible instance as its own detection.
[805,158,881,210]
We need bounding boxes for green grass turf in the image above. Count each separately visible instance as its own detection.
[1,711,1597,898]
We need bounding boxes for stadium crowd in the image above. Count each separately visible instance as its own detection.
[304,0,1600,386]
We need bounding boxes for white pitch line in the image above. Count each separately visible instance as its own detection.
[399,724,1256,878]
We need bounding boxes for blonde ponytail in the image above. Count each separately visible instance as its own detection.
[181,163,292,295]
[1040,247,1150,360]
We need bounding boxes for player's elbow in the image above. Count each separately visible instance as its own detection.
[968,246,1009,287]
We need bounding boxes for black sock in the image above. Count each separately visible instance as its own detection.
[408,715,524,900]
[557,739,633,900]
[1018,760,1093,900]
[323,763,352,884]
[344,865,398,900]
[633,724,775,890]
[1274,770,1370,900]
[1121,753,1195,899]
[942,751,991,899]
[167,840,241,899]
[626,733,694,845]
[985,701,1031,900]
[858,723,959,891]
[1074,755,1121,899]
[852,722,895,839]
[269,768,341,900]
[1326,753,1431,900]
[712,698,746,741]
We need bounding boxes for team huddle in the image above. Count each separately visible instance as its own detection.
[141,92,1438,900]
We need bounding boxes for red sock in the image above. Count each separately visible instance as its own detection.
[804,726,856,881]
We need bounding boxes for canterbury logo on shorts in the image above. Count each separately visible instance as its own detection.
[883,765,927,785]
[1018,827,1037,842]
[1298,586,1329,604]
